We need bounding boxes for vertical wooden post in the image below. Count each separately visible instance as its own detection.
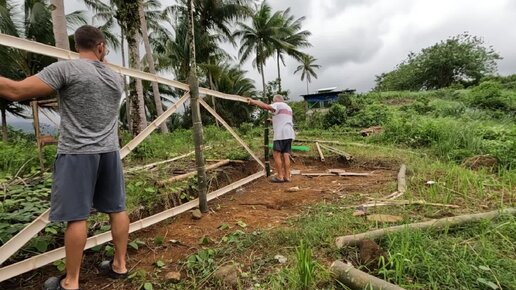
[264,118,271,176]
[31,101,44,170]
[188,0,208,212]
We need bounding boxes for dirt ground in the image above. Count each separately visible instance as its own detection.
[2,157,398,290]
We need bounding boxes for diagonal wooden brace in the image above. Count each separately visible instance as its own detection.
[199,99,265,168]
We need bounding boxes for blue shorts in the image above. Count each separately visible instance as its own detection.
[49,151,126,222]
[273,139,293,154]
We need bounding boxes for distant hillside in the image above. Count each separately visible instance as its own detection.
[9,120,57,135]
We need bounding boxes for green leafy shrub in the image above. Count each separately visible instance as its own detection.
[470,81,511,111]
[347,103,393,128]
[323,104,347,128]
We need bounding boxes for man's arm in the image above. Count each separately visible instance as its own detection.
[0,76,55,102]
[248,98,275,112]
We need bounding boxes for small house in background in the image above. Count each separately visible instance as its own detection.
[301,87,355,113]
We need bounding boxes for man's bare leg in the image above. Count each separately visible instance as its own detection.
[283,153,291,181]
[62,220,87,289]
[273,151,285,180]
[109,211,129,274]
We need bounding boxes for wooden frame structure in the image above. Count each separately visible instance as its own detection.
[0,33,265,282]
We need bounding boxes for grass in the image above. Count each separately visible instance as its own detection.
[377,215,516,290]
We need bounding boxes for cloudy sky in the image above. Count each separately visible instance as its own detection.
[60,0,516,98]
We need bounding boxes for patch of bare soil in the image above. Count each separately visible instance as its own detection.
[2,157,397,290]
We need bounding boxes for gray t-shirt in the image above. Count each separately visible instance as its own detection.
[36,59,123,154]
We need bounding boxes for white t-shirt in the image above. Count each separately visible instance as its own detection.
[271,102,296,141]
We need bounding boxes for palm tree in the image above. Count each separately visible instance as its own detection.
[138,1,168,133]
[0,0,86,141]
[294,54,321,94]
[235,1,284,101]
[274,8,311,92]
[50,0,69,50]
[118,0,147,135]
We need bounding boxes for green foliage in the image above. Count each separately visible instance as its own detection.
[295,240,317,290]
[323,104,347,128]
[375,33,501,91]
[186,248,217,278]
[470,81,515,112]
[377,216,516,289]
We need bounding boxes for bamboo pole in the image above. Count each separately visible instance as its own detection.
[319,143,353,160]
[157,160,230,185]
[120,92,189,159]
[199,99,265,168]
[331,260,406,290]
[335,208,516,248]
[187,0,208,213]
[0,33,248,103]
[125,149,201,173]
[0,171,265,282]
[315,142,325,161]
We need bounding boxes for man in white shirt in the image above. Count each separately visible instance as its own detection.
[248,95,295,182]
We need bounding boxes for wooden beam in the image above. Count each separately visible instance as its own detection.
[319,143,353,160]
[0,171,265,282]
[315,142,325,162]
[331,260,406,290]
[125,149,202,173]
[199,99,265,168]
[0,210,50,265]
[158,160,231,185]
[120,92,189,159]
[335,208,516,248]
[0,33,248,103]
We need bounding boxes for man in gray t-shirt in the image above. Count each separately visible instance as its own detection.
[0,25,129,290]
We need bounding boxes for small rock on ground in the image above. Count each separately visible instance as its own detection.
[164,271,181,283]
[191,209,202,220]
[213,264,239,286]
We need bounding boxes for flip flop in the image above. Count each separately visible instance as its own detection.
[43,274,80,290]
[270,177,285,183]
[283,178,292,182]
[99,260,128,280]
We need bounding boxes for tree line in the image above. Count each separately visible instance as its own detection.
[0,0,322,141]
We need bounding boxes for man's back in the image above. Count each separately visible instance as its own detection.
[271,101,295,141]
[36,59,123,154]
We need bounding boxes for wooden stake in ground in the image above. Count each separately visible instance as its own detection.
[331,260,406,290]
[315,142,325,161]
[187,0,208,213]
[336,208,516,248]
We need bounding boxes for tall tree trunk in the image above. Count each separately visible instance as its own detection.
[1,108,7,142]
[127,33,146,135]
[260,63,271,176]
[306,78,309,94]
[121,30,132,134]
[50,0,70,51]
[117,0,146,135]
[276,50,282,93]
[261,63,268,102]
[138,2,168,133]
[188,0,208,213]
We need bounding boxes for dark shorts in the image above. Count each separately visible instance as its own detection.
[273,139,293,154]
[49,151,126,222]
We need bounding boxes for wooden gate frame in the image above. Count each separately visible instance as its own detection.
[0,33,265,282]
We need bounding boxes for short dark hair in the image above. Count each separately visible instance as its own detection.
[74,25,106,51]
